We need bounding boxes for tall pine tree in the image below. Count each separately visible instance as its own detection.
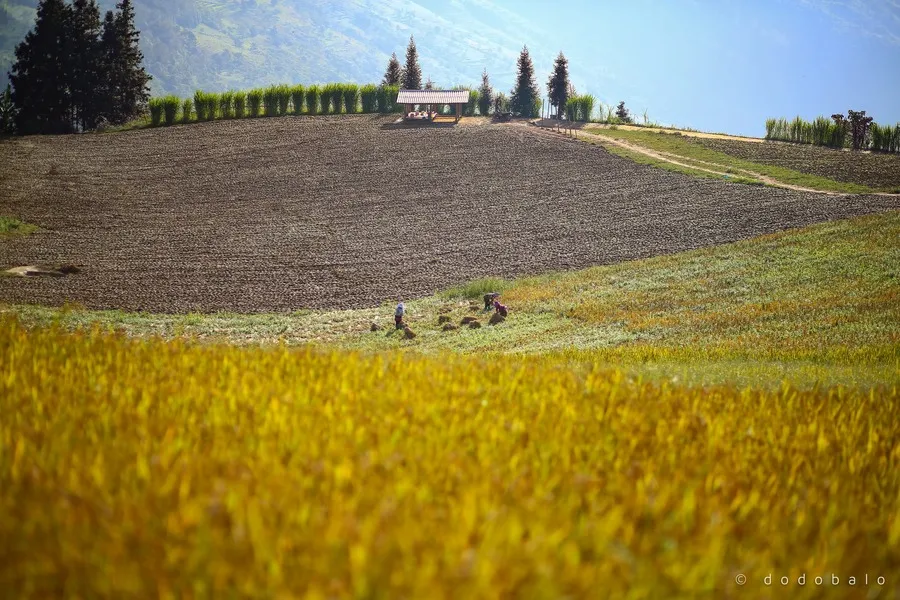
[477,69,493,116]
[383,52,402,86]
[8,0,151,134]
[510,45,539,118]
[9,0,74,134]
[0,85,15,134]
[402,35,422,90]
[547,52,569,120]
[98,9,118,123]
[102,0,151,125]
[69,0,102,131]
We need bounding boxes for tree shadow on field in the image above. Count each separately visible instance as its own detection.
[380,119,459,131]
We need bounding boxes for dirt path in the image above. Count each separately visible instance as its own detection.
[532,119,763,142]
[589,133,846,195]
[539,126,899,197]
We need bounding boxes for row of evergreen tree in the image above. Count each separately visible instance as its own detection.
[381,37,562,119]
[380,38,614,121]
[4,0,151,135]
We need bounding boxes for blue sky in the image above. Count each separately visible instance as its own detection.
[439,0,900,136]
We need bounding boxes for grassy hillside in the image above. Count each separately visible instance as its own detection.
[0,215,37,236]
[695,136,900,192]
[8,211,899,389]
[582,127,886,193]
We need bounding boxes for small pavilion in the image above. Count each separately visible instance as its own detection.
[398,89,470,123]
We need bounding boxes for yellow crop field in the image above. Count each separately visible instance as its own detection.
[2,316,898,599]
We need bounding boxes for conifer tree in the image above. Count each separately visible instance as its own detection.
[615,100,632,123]
[477,69,493,116]
[69,0,102,131]
[9,0,74,134]
[402,35,422,90]
[510,45,539,118]
[0,85,15,135]
[547,51,569,119]
[101,0,151,125]
[97,9,118,121]
[383,52,402,86]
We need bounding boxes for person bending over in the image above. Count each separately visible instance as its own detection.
[493,297,508,318]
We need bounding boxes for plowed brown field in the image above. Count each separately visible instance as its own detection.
[1,115,897,312]
[693,137,900,191]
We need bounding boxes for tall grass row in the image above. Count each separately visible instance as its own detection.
[870,122,900,153]
[233,93,246,119]
[290,85,304,116]
[145,82,417,127]
[263,86,278,117]
[765,115,851,149]
[148,98,163,126]
[360,85,377,113]
[218,91,234,120]
[565,95,595,122]
[248,89,263,117]
[275,85,291,116]
[305,86,320,116]
[343,84,359,114]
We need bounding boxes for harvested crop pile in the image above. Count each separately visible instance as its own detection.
[1,115,897,312]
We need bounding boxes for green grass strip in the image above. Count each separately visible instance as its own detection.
[0,216,38,237]
[585,128,878,194]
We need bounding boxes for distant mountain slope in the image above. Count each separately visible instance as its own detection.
[1,0,561,98]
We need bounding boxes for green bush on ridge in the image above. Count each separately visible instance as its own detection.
[247,89,263,117]
[305,86,320,116]
[233,93,246,119]
[148,98,163,126]
[290,85,304,116]
[145,80,456,126]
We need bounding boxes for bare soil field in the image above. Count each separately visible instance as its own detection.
[1,115,897,312]
[693,138,900,191]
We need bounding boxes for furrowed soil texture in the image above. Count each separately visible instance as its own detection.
[693,137,900,191]
[1,115,898,312]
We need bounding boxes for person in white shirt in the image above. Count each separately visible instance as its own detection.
[395,302,406,329]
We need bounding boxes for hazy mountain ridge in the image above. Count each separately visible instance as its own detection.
[1,0,562,98]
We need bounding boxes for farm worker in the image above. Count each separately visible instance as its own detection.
[395,302,406,329]
[493,297,508,318]
[483,292,499,311]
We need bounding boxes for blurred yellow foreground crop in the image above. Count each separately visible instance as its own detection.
[1,317,898,599]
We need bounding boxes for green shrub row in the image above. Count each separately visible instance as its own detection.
[146,83,408,128]
[565,95,596,122]
[869,123,900,153]
[765,116,900,152]
[765,116,846,148]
